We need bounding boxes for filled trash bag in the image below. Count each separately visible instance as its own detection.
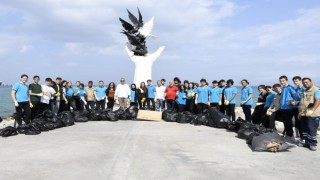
[17,124,41,135]
[191,113,210,126]
[247,128,273,145]
[100,112,109,121]
[125,106,139,120]
[177,111,193,123]
[162,109,177,120]
[73,111,89,122]
[0,126,18,137]
[106,111,119,121]
[237,123,265,140]
[251,132,295,152]
[30,118,50,132]
[164,112,178,122]
[57,111,75,126]
[208,108,231,128]
[114,108,129,120]
[88,109,102,121]
[52,118,64,129]
[228,117,246,132]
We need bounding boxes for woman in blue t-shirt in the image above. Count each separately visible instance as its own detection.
[186,82,196,113]
[223,79,237,121]
[78,83,87,110]
[177,85,187,112]
[66,81,77,111]
[130,83,138,106]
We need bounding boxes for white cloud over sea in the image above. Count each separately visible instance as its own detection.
[0,0,319,85]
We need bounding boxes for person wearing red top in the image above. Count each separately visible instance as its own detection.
[165,80,178,110]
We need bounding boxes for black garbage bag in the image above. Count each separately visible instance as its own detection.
[58,111,75,126]
[176,112,193,123]
[17,124,29,134]
[114,108,129,120]
[208,108,231,128]
[0,126,18,137]
[100,112,108,121]
[125,106,139,120]
[162,109,177,120]
[17,124,41,135]
[43,122,56,131]
[237,123,262,139]
[73,111,89,122]
[46,116,58,123]
[247,128,273,145]
[228,117,246,132]
[53,118,64,129]
[191,113,210,126]
[88,110,102,121]
[251,132,295,152]
[30,118,50,132]
[106,111,119,121]
[164,112,178,122]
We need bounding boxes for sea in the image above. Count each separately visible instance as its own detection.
[0,86,260,118]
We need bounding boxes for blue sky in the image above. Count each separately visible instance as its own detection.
[0,0,319,86]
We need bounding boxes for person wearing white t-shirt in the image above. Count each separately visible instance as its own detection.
[40,78,56,114]
[115,78,131,109]
[155,80,166,112]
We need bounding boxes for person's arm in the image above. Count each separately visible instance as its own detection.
[11,90,19,107]
[307,90,320,116]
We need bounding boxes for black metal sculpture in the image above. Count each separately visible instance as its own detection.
[120,8,157,56]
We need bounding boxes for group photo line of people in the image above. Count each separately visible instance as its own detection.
[10,74,320,150]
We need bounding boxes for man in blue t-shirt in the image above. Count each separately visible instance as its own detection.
[240,79,253,122]
[209,80,222,109]
[146,80,156,111]
[218,79,227,114]
[11,74,32,125]
[94,80,107,110]
[195,78,210,114]
[224,79,237,121]
[279,75,296,140]
[292,76,306,140]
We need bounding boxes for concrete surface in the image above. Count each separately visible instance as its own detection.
[0,120,319,180]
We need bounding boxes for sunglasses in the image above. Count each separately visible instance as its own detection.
[121,80,125,82]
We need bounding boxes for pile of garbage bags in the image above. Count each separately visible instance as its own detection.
[0,106,139,138]
[162,108,295,153]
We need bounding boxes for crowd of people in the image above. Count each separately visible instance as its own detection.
[10,74,320,151]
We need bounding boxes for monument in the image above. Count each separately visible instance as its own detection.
[119,8,165,85]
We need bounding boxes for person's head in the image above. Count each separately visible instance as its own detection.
[183,80,189,87]
[188,82,194,89]
[241,79,249,87]
[79,83,85,89]
[88,81,93,88]
[33,75,40,84]
[212,80,218,88]
[279,75,288,86]
[266,86,273,93]
[302,77,313,89]
[20,74,29,83]
[108,82,115,89]
[194,83,199,88]
[219,79,226,87]
[273,84,282,94]
[45,78,52,86]
[179,85,186,91]
[75,81,80,87]
[61,80,67,87]
[67,81,72,88]
[120,78,125,85]
[173,77,181,85]
[292,76,302,87]
[131,83,136,89]
[258,85,266,93]
[157,80,162,86]
[140,82,146,88]
[200,78,207,86]
[169,80,174,86]
[56,77,62,85]
[161,79,166,85]
[226,79,234,87]
[99,80,104,87]
[147,79,152,85]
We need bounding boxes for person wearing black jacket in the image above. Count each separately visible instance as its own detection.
[252,85,268,124]
[51,77,62,115]
[137,82,148,109]
[106,82,116,109]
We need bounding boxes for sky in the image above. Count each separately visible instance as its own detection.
[0,0,319,86]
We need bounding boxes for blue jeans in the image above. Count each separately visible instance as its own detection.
[155,99,164,112]
[301,116,320,146]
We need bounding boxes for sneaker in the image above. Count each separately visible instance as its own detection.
[309,146,317,151]
[297,142,308,147]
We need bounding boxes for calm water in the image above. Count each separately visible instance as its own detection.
[0,86,260,118]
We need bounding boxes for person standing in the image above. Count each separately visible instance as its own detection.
[115,78,131,109]
[155,80,166,112]
[161,79,166,110]
[146,80,156,110]
[74,81,82,110]
[39,78,56,114]
[279,75,296,140]
[177,85,187,112]
[262,86,277,127]
[106,82,116,110]
[130,83,138,106]
[165,80,178,110]
[195,79,210,114]
[265,84,282,130]
[52,77,62,115]
[209,80,222,109]
[137,82,148,109]
[218,79,227,114]
[85,81,95,110]
[298,77,320,151]
[78,83,87,110]
[11,74,32,126]
[224,79,237,121]
[66,81,77,111]
[240,79,253,122]
[251,85,268,124]
[186,82,196,113]
[29,75,42,119]
[292,76,306,140]
[59,80,68,113]
[94,81,107,110]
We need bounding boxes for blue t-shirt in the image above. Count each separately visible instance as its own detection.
[315,90,320,100]
[209,87,221,103]
[293,85,306,108]
[146,85,156,98]
[241,86,253,105]
[131,90,136,102]
[177,91,187,105]
[197,86,210,104]
[73,86,80,96]
[264,92,277,108]
[94,86,107,99]
[12,82,29,102]
[224,86,237,104]
[66,88,74,97]
[78,89,86,97]
[281,84,296,110]
[187,89,196,100]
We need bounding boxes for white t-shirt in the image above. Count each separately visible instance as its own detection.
[155,86,166,100]
[41,85,56,104]
[115,84,131,98]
